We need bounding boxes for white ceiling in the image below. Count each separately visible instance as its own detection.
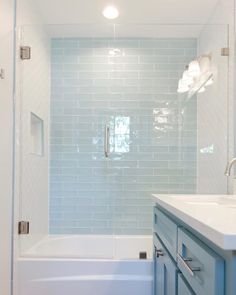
[25,0,222,38]
[35,0,219,25]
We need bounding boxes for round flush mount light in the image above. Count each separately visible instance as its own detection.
[103,6,119,19]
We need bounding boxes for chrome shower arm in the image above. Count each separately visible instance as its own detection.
[224,157,236,176]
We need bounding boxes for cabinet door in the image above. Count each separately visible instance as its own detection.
[154,248,164,295]
[178,274,195,295]
[154,234,178,295]
[154,207,178,260]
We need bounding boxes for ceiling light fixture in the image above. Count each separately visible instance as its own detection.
[177,79,189,93]
[103,6,119,19]
[182,70,194,85]
[188,60,201,78]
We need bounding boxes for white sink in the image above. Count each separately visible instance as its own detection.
[186,197,236,206]
[185,201,220,206]
[167,195,236,207]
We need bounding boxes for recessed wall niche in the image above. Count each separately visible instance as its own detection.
[30,112,44,156]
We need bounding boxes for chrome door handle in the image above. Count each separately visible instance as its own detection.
[155,249,164,258]
[177,254,201,277]
[154,246,164,258]
[104,124,110,158]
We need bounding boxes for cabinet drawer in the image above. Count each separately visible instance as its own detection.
[177,228,224,295]
[178,274,195,295]
[154,206,178,260]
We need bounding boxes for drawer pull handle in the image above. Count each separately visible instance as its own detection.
[156,249,164,258]
[178,254,201,277]
[155,247,164,258]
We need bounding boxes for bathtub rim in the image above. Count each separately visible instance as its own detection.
[19,234,153,260]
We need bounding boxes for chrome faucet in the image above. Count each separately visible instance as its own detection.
[224,158,236,176]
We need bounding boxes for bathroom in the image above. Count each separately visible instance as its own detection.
[0,0,235,294]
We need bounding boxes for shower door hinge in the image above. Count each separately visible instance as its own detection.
[221,48,229,56]
[20,46,31,60]
[18,221,30,235]
[0,68,5,79]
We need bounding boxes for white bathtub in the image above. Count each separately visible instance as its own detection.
[17,235,153,295]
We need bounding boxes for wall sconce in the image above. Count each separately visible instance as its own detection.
[177,54,213,94]
[188,60,201,78]
[177,79,190,93]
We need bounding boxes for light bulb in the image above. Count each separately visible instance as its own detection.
[199,56,211,74]
[188,60,201,78]
[103,6,119,19]
[177,79,189,93]
[182,70,194,85]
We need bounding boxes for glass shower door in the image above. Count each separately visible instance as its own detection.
[16,23,230,259]
[16,24,50,256]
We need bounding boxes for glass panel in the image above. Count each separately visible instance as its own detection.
[15,23,229,258]
[16,24,50,255]
[196,24,229,194]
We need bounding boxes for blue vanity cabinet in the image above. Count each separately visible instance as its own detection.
[153,205,226,295]
[178,274,195,295]
[154,233,178,295]
[154,207,178,260]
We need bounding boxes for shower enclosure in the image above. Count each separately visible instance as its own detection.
[13,18,230,295]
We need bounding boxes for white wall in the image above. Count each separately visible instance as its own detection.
[0,0,14,293]
[197,0,235,194]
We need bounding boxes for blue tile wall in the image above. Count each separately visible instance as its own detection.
[50,38,197,235]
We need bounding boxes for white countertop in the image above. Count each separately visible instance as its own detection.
[152,194,236,250]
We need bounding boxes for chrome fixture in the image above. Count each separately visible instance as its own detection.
[177,254,201,277]
[224,157,236,176]
[221,47,230,56]
[104,124,110,158]
[139,252,147,259]
[18,221,30,235]
[155,249,164,258]
[20,46,31,60]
